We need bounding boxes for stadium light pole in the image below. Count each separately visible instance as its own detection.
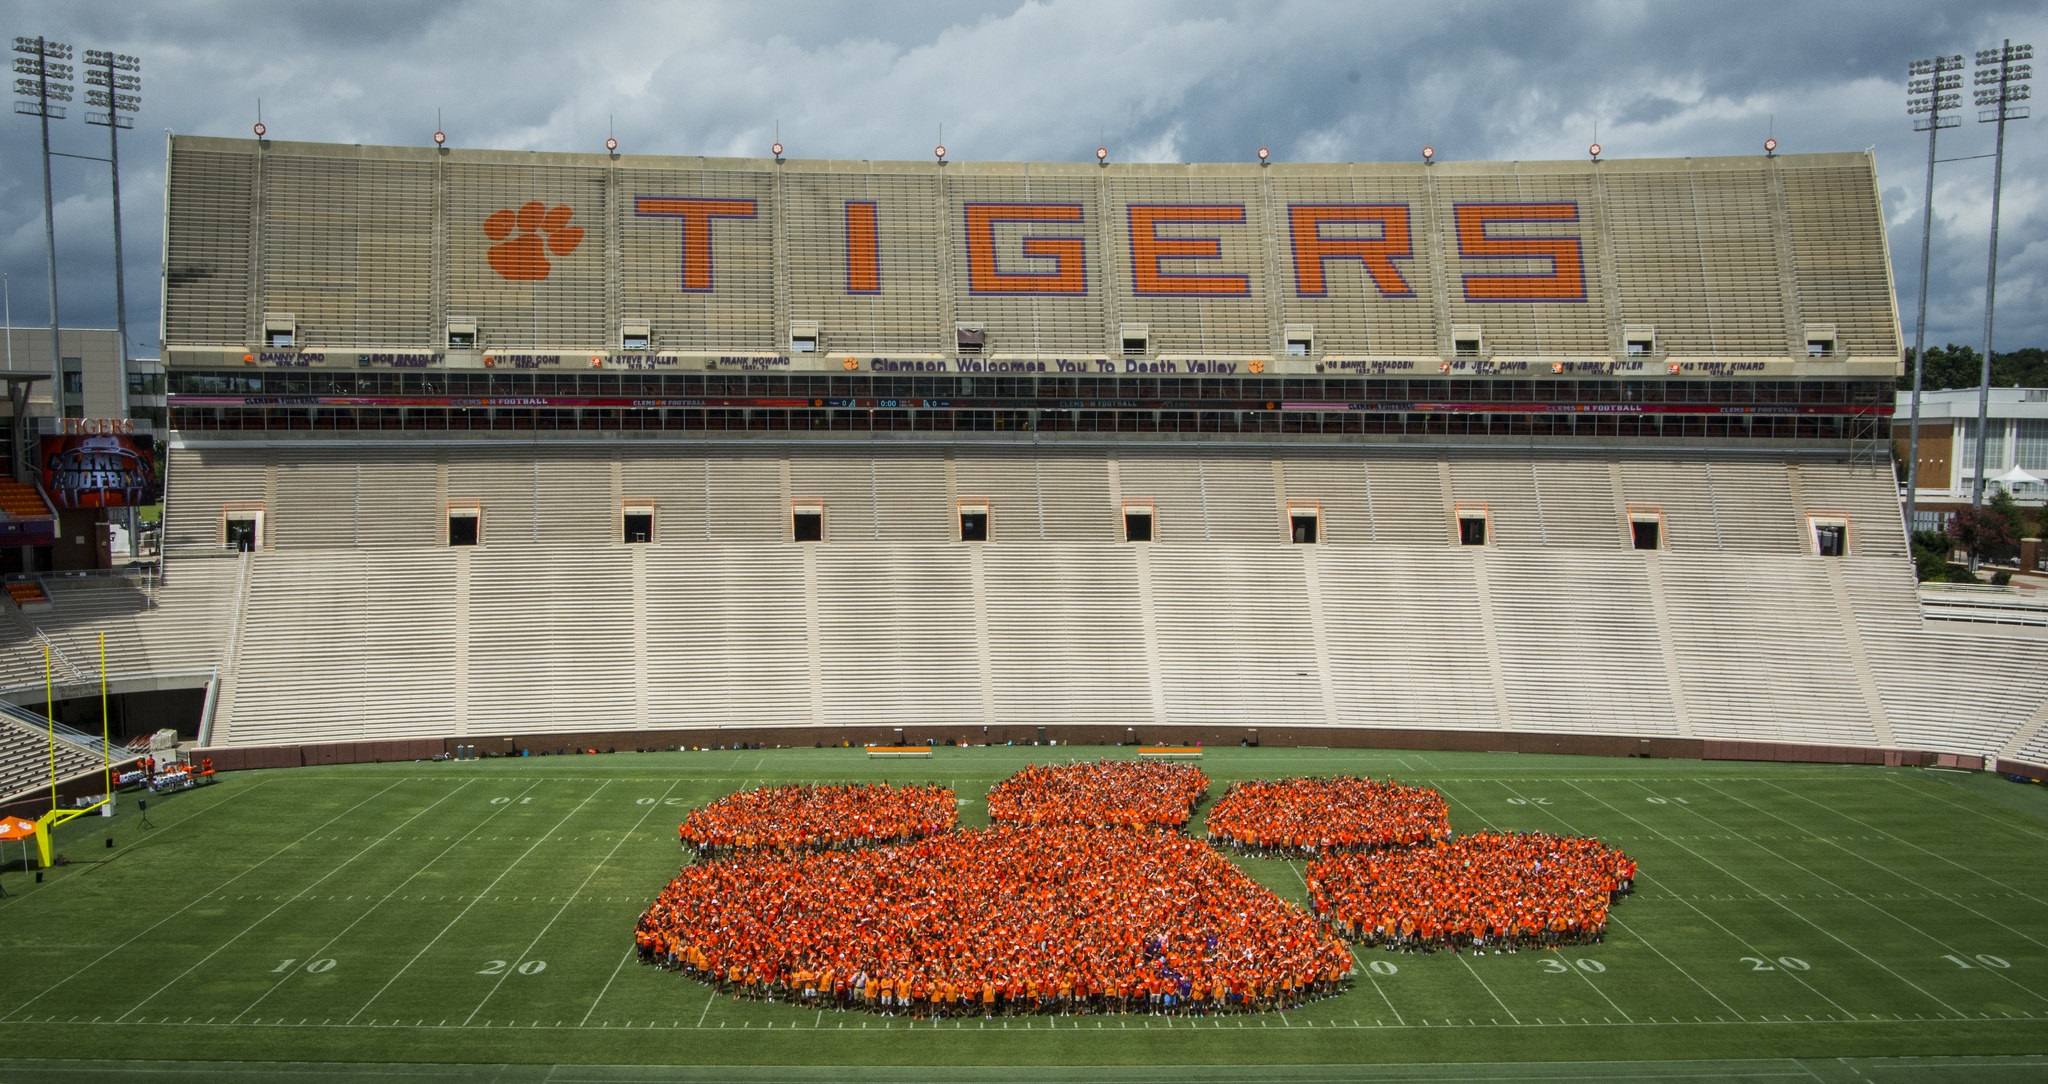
[13,35,73,416]
[1904,54,1963,525]
[84,48,140,419]
[1968,40,2030,513]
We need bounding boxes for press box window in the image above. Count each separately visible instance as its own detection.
[1287,502,1320,544]
[262,314,296,349]
[447,502,481,547]
[622,502,655,544]
[1809,515,1849,558]
[1455,504,1490,547]
[621,320,651,351]
[1284,324,1314,356]
[1120,323,1149,357]
[447,317,478,351]
[792,500,824,543]
[1123,500,1155,543]
[790,320,820,354]
[958,499,990,542]
[1627,506,1664,551]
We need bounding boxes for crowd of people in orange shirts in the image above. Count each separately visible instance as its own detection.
[1306,831,1637,953]
[636,825,1354,1016]
[984,761,1209,830]
[1205,776,1453,856]
[676,783,957,855]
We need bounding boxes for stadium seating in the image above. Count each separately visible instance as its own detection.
[47,138,2044,774]
[85,438,2012,761]
[17,437,2040,766]
[0,477,51,519]
[0,710,115,804]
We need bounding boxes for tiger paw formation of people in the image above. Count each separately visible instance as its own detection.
[633,761,1637,1015]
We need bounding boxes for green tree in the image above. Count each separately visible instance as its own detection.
[1993,347,2048,388]
[1898,344,2048,391]
[1948,488,2027,567]
[1910,529,1970,583]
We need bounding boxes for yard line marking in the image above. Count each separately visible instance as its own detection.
[1756,779,2048,937]
[1884,775,2048,844]
[344,781,610,1025]
[473,776,676,1027]
[233,778,530,1019]
[5,778,411,1022]
[1437,779,1757,1021]
[0,776,275,907]
[1569,778,1965,1017]
[1675,781,2048,1007]
[1455,954,1521,1025]
[1347,948,1405,1026]
[111,779,484,1024]
[1493,776,1847,1018]
[577,947,641,1030]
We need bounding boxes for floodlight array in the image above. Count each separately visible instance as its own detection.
[1974,44,2033,122]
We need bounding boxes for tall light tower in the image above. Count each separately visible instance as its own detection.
[12,35,72,413]
[1903,55,1963,525]
[1968,40,2031,510]
[84,49,140,418]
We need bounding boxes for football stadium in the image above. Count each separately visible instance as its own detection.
[2,136,2047,1081]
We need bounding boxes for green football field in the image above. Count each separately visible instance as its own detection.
[3,746,2047,1082]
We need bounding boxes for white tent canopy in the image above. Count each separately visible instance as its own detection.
[1990,465,2045,488]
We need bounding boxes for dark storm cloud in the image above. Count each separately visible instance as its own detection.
[0,0,2043,355]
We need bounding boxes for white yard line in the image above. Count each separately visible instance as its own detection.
[577,947,641,1030]
[1756,779,2048,935]
[343,781,611,1025]
[465,777,677,1027]
[1676,781,2048,1007]
[1434,779,1755,1021]
[9,1011,2047,1033]
[1505,777,1852,1018]
[1562,778,1965,1017]
[5,778,408,1021]
[1883,775,2048,843]
[113,779,475,1024]
[229,778,559,1019]
[0,776,275,911]
[1454,955,1523,1025]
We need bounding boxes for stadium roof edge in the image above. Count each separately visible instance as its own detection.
[167,133,1876,176]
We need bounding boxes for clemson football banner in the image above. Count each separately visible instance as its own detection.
[39,433,163,509]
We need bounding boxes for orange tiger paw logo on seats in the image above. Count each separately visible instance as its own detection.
[483,201,585,281]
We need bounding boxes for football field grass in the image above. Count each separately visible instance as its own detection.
[3,746,2047,1081]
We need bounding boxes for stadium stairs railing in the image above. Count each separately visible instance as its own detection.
[0,700,129,762]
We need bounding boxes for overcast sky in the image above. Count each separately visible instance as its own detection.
[2,0,2042,361]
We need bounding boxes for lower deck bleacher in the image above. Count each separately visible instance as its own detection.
[10,440,2044,770]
